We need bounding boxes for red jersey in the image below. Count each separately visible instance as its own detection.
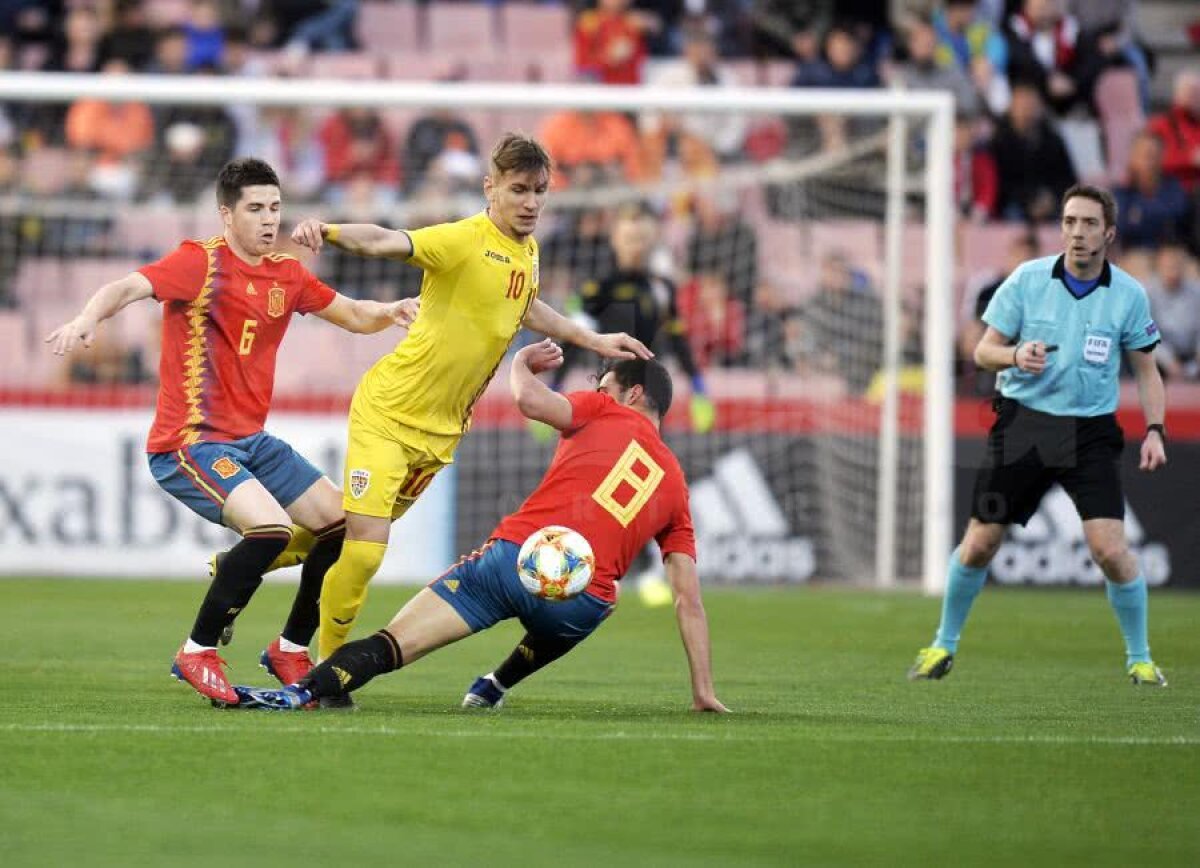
[493,391,695,603]
[139,236,336,452]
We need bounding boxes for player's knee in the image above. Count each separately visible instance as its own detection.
[1089,540,1129,576]
[245,523,293,558]
[959,530,1002,567]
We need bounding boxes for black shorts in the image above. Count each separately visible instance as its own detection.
[970,397,1125,526]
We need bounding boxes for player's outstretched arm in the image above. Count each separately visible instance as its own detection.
[523,299,653,361]
[292,218,414,260]
[45,272,154,355]
[664,552,728,713]
[315,294,420,334]
[1127,348,1167,471]
[510,339,573,430]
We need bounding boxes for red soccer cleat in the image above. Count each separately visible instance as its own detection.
[171,647,238,706]
[259,638,314,686]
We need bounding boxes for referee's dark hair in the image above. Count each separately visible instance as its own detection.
[217,158,281,208]
[603,358,674,419]
[1061,183,1118,229]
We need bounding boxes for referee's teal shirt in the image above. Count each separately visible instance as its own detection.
[983,255,1160,417]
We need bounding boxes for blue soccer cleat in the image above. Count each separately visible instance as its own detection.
[232,684,312,710]
[462,675,506,709]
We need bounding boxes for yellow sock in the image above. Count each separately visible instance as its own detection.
[264,525,316,574]
[318,539,387,660]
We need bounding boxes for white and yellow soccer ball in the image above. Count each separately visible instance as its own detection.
[517,526,595,601]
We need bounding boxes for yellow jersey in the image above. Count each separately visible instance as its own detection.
[356,211,540,436]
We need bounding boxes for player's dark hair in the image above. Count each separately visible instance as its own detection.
[1061,184,1118,229]
[490,133,553,179]
[216,158,280,208]
[604,358,674,418]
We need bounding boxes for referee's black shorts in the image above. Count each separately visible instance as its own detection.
[970,397,1126,526]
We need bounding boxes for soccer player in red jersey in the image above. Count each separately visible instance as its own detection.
[46,158,417,706]
[234,341,727,712]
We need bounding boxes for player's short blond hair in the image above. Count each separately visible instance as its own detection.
[489,133,553,179]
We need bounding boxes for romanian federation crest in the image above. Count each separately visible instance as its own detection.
[349,469,371,499]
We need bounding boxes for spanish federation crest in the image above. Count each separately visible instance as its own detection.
[349,469,371,499]
[267,283,286,318]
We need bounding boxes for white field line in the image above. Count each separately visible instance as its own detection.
[0,722,1196,746]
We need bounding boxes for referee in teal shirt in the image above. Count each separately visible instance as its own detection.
[910,185,1169,686]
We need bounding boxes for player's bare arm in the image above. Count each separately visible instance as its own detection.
[291,218,413,260]
[664,552,728,713]
[315,294,420,334]
[974,326,1050,374]
[1127,349,1167,472]
[45,271,155,355]
[510,339,573,429]
[523,298,653,361]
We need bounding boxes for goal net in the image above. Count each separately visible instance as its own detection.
[0,72,953,591]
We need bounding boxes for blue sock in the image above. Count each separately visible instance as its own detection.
[933,550,988,653]
[1106,574,1150,666]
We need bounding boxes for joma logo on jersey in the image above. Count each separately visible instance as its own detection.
[349,469,370,499]
[484,250,511,264]
[211,457,240,479]
[267,284,286,318]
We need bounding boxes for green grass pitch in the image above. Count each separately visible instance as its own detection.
[1,578,1197,867]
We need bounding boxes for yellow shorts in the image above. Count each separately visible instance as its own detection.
[341,392,460,520]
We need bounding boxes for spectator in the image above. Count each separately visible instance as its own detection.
[889,14,980,117]
[677,270,746,368]
[1,0,61,56]
[43,3,102,73]
[64,331,149,386]
[1143,241,1200,381]
[791,24,880,153]
[991,82,1076,221]
[64,57,155,200]
[146,25,190,77]
[933,0,1011,116]
[1147,70,1200,194]
[318,107,400,209]
[744,279,799,370]
[574,0,648,85]
[958,229,1038,394]
[1067,0,1151,111]
[139,121,215,204]
[99,0,156,70]
[281,0,360,54]
[955,114,999,220]
[640,26,747,174]
[685,193,758,305]
[144,63,238,198]
[403,109,481,195]
[236,105,325,201]
[1004,0,1086,115]
[746,0,832,61]
[184,0,226,71]
[795,250,882,393]
[1114,131,1190,252]
[539,109,643,189]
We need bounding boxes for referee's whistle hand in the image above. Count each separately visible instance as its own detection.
[1016,340,1047,374]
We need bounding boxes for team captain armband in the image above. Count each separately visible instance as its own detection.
[324,224,341,243]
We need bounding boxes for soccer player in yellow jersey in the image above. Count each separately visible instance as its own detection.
[289,133,651,680]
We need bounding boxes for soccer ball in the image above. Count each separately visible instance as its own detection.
[517,526,595,601]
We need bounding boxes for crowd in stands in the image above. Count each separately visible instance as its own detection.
[0,0,1199,396]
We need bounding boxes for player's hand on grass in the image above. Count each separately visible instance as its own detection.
[516,338,564,375]
[388,297,420,329]
[690,394,715,433]
[292,218,328,253]
[1140,432,1167,472]
[692,695,730,713]
[592,331,653,361]
[45,315,99,355]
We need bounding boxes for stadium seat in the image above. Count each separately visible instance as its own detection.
[0,311,28,381]
[114,208,190,259]
[145,0,191,27]
[1094,69,1145,184]
[62,259,142,308]
[307,52,382,80]
[386,53,456,81]
[356,0,420,55]
[810,220,882,270]
[13,259,66,309]
[427,3,497,57]
[499,3,570,51]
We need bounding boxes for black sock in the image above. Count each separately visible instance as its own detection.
[280,520,345,647]
[494,632,580,690]
[301,630,402,697]
[189,524,291,647]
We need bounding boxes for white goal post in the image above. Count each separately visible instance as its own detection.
[0,72,954,594]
